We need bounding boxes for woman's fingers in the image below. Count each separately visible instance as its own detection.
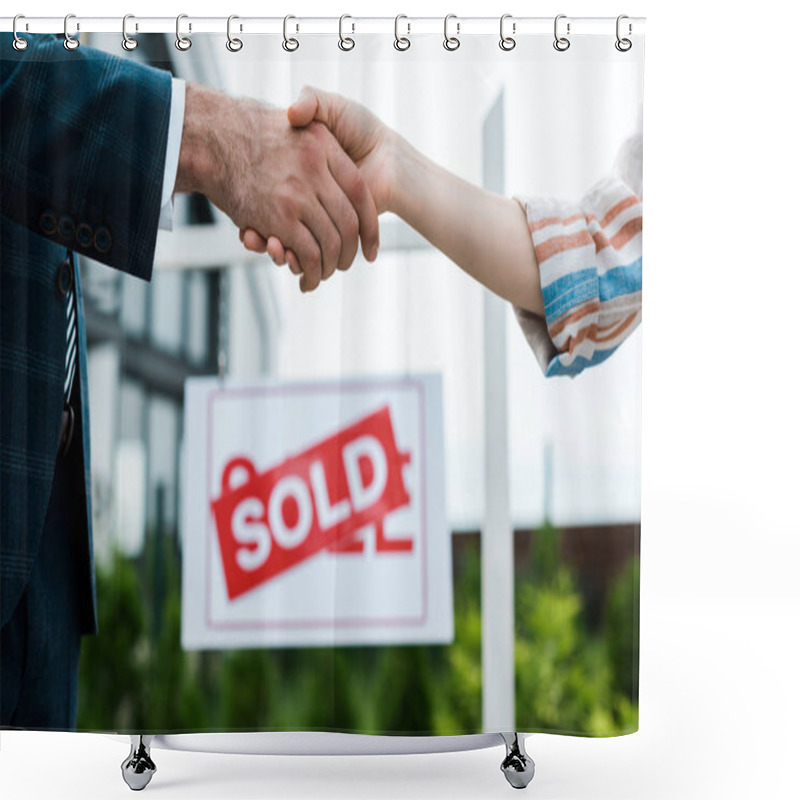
[239,230,300,285]
[240,222,321,289]
[241,228,269,254]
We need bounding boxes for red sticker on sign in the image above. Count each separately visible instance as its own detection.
[211,406,413,600]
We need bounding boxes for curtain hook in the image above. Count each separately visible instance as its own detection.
[615,14,632,51]
[64,13,80,51]
[122,14,138,51]
[338,14,355,51]
[283,15,299,52]
[553,14,570,52]
[12,14,29,51]
[443,13,460,51]
[499,13,516,51]
[226,14,243,52]
[394,14,410,51]
[176,13,192,51]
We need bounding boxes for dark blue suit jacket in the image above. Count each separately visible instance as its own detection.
[1,33,173,634]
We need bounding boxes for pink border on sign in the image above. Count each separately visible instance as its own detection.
[204,378,429,632]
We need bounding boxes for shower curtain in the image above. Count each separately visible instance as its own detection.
[0,20,643,741]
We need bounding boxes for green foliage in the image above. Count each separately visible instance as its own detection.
[514,522,639,735]
[431,548,483,734]
[515,572,617,734]
[605,557,640,704]
[77,526,637,736]
[529,520,561,585]
[220,649,272,728]
[77,551,147,731]
[373,646,435,733]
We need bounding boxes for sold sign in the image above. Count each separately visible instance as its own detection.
[182,375,452,650]
[211,406,413,601]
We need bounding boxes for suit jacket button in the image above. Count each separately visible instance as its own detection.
[55,260,74,296]
[93,226,112,254]
[76,223,93,248]
[58,215,75,241]
[39,211,57,236]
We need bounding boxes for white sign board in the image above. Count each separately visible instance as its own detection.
[181,374,453,650]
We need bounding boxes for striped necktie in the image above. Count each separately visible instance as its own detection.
[64,281,77,402]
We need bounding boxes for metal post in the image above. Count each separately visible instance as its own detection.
[153,482,165,639]
[481,90,515,732]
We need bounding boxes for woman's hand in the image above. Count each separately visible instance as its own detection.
[241,86,398,280]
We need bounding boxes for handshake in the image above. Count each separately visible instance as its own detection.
[177,84,395,293]
[178,82,546,318]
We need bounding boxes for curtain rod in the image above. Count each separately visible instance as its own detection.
[1,16,646,37]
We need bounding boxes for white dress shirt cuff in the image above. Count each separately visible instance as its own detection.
[157,78,186,231]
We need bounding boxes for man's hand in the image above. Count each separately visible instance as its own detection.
[176,83,379,292]
[240,87,397,278]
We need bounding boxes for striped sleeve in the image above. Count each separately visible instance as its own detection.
[512,174,642,377]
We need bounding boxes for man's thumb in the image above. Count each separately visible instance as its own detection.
[287,86,320,128]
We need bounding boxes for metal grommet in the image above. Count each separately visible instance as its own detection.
[63,14,79,51]
[615,14,632,52]
[12,15,29,51]
[553,14,570,52]
[338,14,355,51]
[443,14,460,51]
[282,15,299,52]
[226,15,243,52]
[394,14,410,51]
[175,13,192,51]
[499,13,516,51]
[122,14,138,51]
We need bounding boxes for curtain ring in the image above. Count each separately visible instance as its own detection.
[63,13,79,51]
[12,15,28,51]
[226,15,243,52]
[122,14,138,51]
[553,14,570,52]
[615,14,632,51]
[175,14,192,51]
[499,13,516,51]
[394,14,410,51]
[338,14,355,51]
[283,15,299,52]
[443,14,460,51]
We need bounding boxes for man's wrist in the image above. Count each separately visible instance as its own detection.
[176,82,220,197]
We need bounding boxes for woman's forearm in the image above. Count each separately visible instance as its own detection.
[387,132,544,317]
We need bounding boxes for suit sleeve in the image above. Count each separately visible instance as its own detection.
[1,33,172,281]
[512,134,643,378]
